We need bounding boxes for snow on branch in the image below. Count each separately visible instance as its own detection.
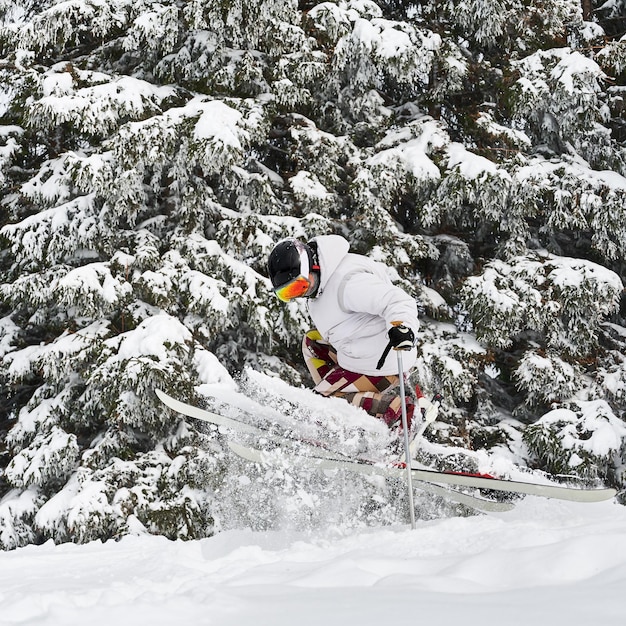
[427,143,512,227]
[523,400,626,480]
[27,67,178,138]
[8,0,128,55]
[113,96,264,176]
[462,252,623,355]
[515,350,582,405]
[0,488,42,550]
[597,35,626,75]
[512,47,610,161]
[124,3,181,57]
[1,195,104,269]
[514,157,626,260]
[4,321,110,389]
[55,262,133,317]
[6,426,80,489]
[85,314,196,433]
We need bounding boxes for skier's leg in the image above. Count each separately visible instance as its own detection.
[353,389,415,430]
[302,330,418,429]
[311,364,415,430]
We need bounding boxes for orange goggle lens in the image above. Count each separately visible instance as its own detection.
[274,275,312,302]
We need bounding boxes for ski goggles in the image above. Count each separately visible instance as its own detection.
[274,274,315,302]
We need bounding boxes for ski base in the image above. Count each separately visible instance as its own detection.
[157,389,617,507]
[156,389,513,512]
[227,442,515,513]
[228,441,616,504]
[155,388,348,459]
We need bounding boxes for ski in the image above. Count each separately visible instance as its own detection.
[157,388,617,504]
[227,442,514,513]
[156,388,514,512]
[158,387,451,469]
[157,388,270,435]
[155,388,348,460]
[227,441,617,504]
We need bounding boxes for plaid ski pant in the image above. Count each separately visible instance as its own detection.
[302,330,415,428]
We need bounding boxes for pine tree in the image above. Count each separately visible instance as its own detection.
[2,0,626,548]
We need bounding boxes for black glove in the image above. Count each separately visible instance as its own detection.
[376,324,416,369]
[388,324,415,351]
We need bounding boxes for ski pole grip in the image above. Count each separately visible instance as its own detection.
[389,321,414,351]
[376,321,409,369]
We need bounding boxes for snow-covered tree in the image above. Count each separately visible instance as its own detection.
[2,0,626,548]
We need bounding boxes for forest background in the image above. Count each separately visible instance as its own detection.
[2,0,626,549]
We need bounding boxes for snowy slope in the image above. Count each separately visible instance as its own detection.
[1,498,625,626]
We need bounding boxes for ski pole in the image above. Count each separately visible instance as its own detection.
[396,349,416,529]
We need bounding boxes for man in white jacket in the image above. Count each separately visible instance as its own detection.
[268,234,422,428]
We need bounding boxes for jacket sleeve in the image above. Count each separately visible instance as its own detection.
[339,270,420,333]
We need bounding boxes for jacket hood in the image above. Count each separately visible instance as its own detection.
[309,235,350,293]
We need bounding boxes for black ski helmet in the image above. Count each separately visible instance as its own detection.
[267,238,319,301]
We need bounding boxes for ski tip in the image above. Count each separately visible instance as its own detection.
[154,388,183,412]
[154,388,176,407]
[155,388,178,406]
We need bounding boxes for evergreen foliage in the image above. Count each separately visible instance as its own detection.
[1,0,626,547]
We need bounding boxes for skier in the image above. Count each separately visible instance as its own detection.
[267,234,425,429]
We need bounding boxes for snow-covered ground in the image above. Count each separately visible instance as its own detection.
[1,497,625,626]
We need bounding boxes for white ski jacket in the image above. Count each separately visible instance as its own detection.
[307,235,419,376]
